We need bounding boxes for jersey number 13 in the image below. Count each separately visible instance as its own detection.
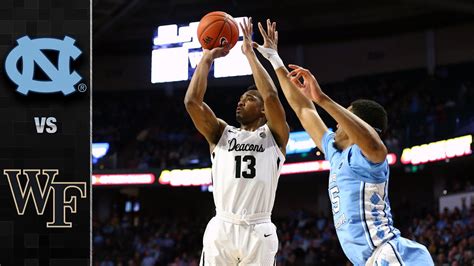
[234,155,256,179]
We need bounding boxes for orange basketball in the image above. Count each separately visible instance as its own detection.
[197,11,239,50]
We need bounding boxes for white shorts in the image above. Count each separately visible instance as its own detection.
[200,216,278,266]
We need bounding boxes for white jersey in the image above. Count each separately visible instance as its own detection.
[211,124,285,217]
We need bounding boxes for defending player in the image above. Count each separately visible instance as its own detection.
[254,19,434,266]
[184,17,289,265]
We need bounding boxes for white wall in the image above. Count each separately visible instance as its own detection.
[439,191,474,213]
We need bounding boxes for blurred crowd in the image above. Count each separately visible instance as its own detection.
[93,63,474,170]
[93,215,204,266]
[93,205,474,266]
[407,205,474,266]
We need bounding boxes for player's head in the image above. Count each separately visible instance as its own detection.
[350,99,388,134]
[334,99,387,149]
[235,85,265,125]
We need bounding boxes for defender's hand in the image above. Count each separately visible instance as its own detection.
[254,19,279,62]
[257,19,278,51]
[287,64,327,104]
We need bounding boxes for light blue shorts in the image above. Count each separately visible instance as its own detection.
[368,237,434,266]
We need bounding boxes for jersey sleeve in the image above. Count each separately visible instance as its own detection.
[347,145,389,183]
[321,130,338,162]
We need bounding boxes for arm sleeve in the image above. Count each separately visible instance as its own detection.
[348,145,389,183]
[321,130,338,162]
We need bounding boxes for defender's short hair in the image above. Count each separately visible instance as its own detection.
[350,99,388,135]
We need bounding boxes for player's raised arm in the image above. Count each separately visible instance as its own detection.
[184,48,229,147]
[254,19,328,151]
[239,17,289,151]
[288,65,387,163]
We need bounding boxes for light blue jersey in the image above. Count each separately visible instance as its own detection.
[322,130,433,266]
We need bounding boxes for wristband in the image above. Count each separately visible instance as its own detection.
[268,54,284,70]
[256,46,284,70]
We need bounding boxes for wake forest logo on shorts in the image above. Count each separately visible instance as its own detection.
[4,36,84,95]
[3,169,87,228]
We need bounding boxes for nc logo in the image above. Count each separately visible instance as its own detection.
[4,36,82,95]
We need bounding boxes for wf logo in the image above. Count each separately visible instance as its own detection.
[3,169,87,228]
[4,36,83,95]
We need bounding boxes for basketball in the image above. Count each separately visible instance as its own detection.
[197,11,239,50]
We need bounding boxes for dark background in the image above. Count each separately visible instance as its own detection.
[0,0,91,265]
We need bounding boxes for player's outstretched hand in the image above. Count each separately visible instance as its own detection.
[239,17,255,56]
[258,19,278,51]
[254,19,279,60]
[287,64,327,104]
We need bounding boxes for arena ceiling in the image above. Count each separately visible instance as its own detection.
[93,0,474,55]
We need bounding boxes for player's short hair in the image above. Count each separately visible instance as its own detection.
[350,99,388,135]
[247,84,257,91]
[246,85,263,104]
